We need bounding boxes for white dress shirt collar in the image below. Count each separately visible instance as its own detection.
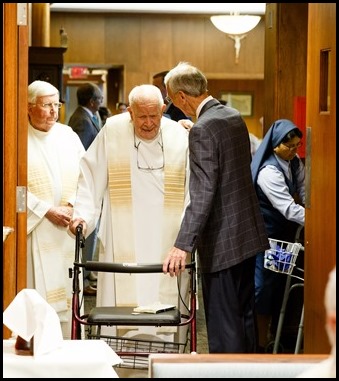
[196,95,214,119]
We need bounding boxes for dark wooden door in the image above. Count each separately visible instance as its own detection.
[304,3,336,353]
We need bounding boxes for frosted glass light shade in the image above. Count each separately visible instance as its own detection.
[210,15,261,35]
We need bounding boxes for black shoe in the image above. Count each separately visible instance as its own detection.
[257,345,266,353]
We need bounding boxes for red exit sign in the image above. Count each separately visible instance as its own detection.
[71,67,88,78]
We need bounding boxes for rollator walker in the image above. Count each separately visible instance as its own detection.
[71,224,197,368]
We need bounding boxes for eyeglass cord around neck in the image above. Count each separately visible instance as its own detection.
[134,131,164,171]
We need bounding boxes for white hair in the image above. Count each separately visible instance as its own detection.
[164,62,208,97]
[128,84,163,108]
[28,80,59,104]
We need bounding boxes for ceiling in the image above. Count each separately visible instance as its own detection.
[50,3,266,15]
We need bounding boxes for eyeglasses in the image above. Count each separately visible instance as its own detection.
[281,141,303,150]
[134,131,164,171]
[31,102,63,109]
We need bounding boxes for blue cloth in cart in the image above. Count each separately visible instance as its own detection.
[265,246,293,273]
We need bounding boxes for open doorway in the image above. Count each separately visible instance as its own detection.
[61,66,124,124]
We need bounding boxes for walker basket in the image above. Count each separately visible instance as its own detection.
[88,334,187,369]
[264,239,303,275]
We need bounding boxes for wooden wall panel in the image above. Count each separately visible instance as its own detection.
[104,16,142,70]
[58,14,106,65]
[205,18,265,75]
[31,3,50,46]
[277,4,308,124]
[263,4,308,133]
[208,79,264,137]
[140,16,174,71]
[49,12,265,100]
[263,4,278,132]
[171,17,206,69]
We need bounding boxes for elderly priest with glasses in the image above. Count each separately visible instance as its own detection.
[27,80,85,339]
[69,84,190,348]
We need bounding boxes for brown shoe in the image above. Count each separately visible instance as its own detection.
[84,285,97,296]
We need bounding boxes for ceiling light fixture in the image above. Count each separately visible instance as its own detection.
[210,13,261,64]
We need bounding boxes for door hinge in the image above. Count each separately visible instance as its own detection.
[17,3,28,26]
[16,186,27,213]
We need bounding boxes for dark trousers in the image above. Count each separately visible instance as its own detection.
[201,256,258,353]
[82,228,98,286]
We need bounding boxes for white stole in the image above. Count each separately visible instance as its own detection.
[106,120,189,310]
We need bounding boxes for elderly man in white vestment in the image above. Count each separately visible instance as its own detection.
[27,80,85,339]
[69,84,190,346]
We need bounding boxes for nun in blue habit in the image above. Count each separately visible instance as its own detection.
[251,119,306,350]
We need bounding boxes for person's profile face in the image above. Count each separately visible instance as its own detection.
[273,136,302,161]
[91,93,103,112]
[118,104,127,113]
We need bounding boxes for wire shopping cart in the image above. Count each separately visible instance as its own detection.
[264,228,304,354]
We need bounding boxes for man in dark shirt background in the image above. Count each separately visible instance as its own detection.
[68,82,103,295]
[152,70,190,122]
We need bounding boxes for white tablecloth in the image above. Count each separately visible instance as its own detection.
[3,339,122,378]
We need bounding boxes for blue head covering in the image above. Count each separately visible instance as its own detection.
[251,119,299,183]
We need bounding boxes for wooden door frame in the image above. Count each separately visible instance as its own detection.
[3,3,28,338]
[304,3,336,353]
